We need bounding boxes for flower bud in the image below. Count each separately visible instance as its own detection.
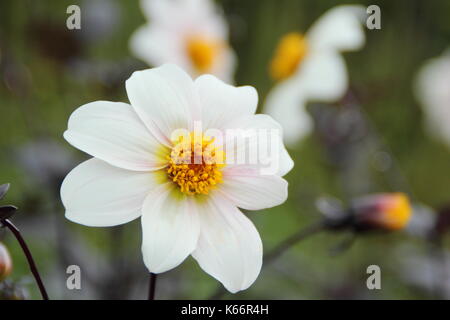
[0,242,13,281]
[351,193,412,231]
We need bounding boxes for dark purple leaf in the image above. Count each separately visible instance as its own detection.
[0,184,10,201]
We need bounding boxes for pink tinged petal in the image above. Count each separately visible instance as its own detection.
[263,78,313,146]
[64,101,167,171]
[224,114,294,176]
[61,158,160,227]
[195,74,258,130]
[192,195,263,293]
[307,5,365,52]
[220,166,288,210]
[126,64,199,146]
[141,185,200,273]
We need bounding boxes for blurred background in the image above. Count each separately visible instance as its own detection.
[0,0,449,299]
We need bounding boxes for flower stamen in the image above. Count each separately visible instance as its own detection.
[167,133,225,195]
[186,36,220,73]
[270,32,308,81]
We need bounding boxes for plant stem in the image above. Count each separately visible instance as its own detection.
[208,221,325,300]
[148,273,157,300]
[2,218,49,300]
[264,221,325,264]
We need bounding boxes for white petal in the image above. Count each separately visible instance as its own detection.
[210,46,237,84]
[126,64,199,145]
[415,51,450,146]
[264,79,313,146]
[224,113,294,176]
[64,101,168,171]
[220,166,288,210]
[141,0,227,39]
[129,25,189,71]
[141,185,200,273]
[294,51,348,102]
[195,74,257,130]
[61,158,160,227]
[192,195,262,293]
[307,5,365,52]
[278,146,294,177]
[183,0,229,39]
[140,0,173,22]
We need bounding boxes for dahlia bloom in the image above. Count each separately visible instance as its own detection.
[61,64,293,293]
[130,0,236,83]
[264,5,366,146]
[415,49,450,147]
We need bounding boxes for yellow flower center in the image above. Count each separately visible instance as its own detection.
[269,32,308,81]
[167,133,225,195]
[186,36,220,73]
[381,193,412,230]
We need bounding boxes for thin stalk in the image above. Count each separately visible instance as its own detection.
[264,221,325,264]
[148,273,157,300]
[2,218,49,300]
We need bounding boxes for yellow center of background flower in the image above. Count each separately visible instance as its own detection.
[269,32,308,81]
[167,133,225,195]
[186,36,220,73]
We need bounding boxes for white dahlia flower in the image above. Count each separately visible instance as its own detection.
[130,0,236,83]
[264,5,366,146]
[61,64,293,293]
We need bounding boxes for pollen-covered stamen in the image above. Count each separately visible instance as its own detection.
[167,133,225,195]
[186,35,221,72]
[270,32,308,81]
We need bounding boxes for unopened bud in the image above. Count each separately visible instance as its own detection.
[0,242,13,281]
[351,193,412,231]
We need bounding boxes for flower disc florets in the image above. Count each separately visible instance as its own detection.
[167,133,225,195]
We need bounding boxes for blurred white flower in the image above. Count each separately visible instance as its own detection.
[398,245,450,299]
[130,0,236,83]
[61,64,293,293]
[415,49,450,147]
[264,5,366,146]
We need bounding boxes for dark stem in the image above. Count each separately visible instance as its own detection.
[2,219,49,300]
[148,273,157,300]
[428,232,446,299]
[208,221,325,300]
[264,221,325,264]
